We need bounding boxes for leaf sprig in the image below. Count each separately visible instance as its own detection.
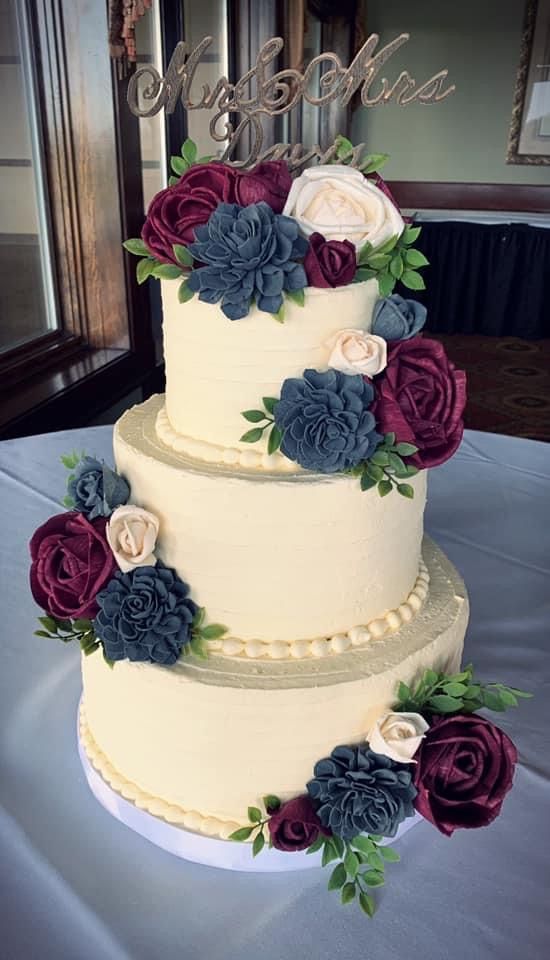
[307,832,400,917]
[122,238,196,305]
[349,433,419,498]
[184,607,229,660]
[34,615,114,667]
[229,795,281,857]
[331,135,389,176]
[240,398,283,456]
[396,664,533,716]
[167,137,214,186]
[355,227,429,298]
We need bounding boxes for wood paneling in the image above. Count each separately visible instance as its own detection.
[389,181,550,213]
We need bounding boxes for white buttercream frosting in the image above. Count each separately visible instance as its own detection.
[161,276,380,456]
[81,538,468,827]
[115,396,427,644]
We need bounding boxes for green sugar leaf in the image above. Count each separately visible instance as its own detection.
[403,225,421,245]
[136,257,156,285]
[401,269,426,291]
[39,615,58,634]
[242,409,266,423]
[377,271,396,298]
[442,681,468,697]
[506,686,533,699]
[359,892,376,917]
[379,845,400,862]
[366,253,392,270]
[172,244,193,267]
[328,862,347,891]
[322,841,339,867]
[286,288,305,307]
[201,623,228,641]
[481,689,506,712]
[170,154,188,176]
[397,680,411,702]
[181,138,198,165]
[369,835,384,843]
[168,175,179,187]
[62,495,75,508]
[365,463,384,482]
[359,152,389,174]
[267,424,283,456]
[428,694,462,713]
[240,427,263,444]
[341,882,356,905]
[189,633,209,660]
[81,639,100,656]
[423,669,439,687]
[335,134,354,159]
[273,304,285,324]
[370,450,390,467]
[361,870,385,888]
[405,248,429,268]
[248,806,262,823]
[252,831,265,857]
[351,835,375,855]
[344,850,360,878]
[60,452,78,469]
[229,826,253,842]
[331,835,345,857]
[263,794,281,813]
[397,483,414,499]
[122,238,150,257]
[373,234,399,256]
[178,279,194,304]
[262,397,278,415]
[192,607,206,629]
[377,479,393,497]
[306,834,325,855]
[394,442,419,456]
[384,432,396,446]
[34,630,52,638]
[354,267,377,283]
[366,850,384,871]
[152,263,183,281]
[198,154,215,163]
[360,473,377,492]
[73,618,92,632]
[497,689,518,707]
[390,253,404,279]
[387,452,405,474]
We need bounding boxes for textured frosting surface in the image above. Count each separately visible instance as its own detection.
[81,538,468,827]
[115,396,427,644]
[161,276,380,454]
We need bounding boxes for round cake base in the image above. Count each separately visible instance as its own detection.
[78,717,422,872]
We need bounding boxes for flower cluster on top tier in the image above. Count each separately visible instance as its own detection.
[123,136,430,316]
[229,663,530,919]
[29,452,228,668]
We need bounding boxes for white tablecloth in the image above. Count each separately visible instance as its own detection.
[1,427,549,960]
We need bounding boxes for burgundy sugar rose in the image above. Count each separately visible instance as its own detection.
[30,512,117,620]
[234,160,292,213]
[268,795,330,852]
[141,161,237,262]
[373,335,467,468]
[304,232,357,288]
[414,714,517,836]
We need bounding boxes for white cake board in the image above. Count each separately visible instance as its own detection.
[78,713,422,872]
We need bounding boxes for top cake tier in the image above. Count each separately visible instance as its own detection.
[160,277,379,465]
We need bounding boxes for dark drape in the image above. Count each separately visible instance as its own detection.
[403,220,550,339]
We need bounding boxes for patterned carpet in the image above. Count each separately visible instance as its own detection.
[427,334,550,442]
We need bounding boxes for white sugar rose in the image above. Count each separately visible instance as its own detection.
[368,712,429,764]
[106,505,160,573]
[282,164,404,252]
[327,329,387,377]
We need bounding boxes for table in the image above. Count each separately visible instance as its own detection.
[1,426,549,960]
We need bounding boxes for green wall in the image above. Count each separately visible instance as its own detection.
[351,0,550,184]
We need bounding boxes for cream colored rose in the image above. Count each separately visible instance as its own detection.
[106,505,160,573]
[327,329,387,377]
[368,712,429,763]
[283,164,404,252]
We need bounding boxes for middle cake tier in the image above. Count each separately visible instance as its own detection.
[115,395,427,647]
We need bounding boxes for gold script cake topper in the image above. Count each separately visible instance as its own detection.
[127,33,455,170]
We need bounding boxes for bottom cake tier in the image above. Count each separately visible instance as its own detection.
[81,538,468,838]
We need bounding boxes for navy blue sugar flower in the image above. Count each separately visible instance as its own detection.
[68,456,129,520]
[307,744,417,840]
[274,368,381,474]
[94,561,197,666]
[372,294,427,341]
[186,201,308,320]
